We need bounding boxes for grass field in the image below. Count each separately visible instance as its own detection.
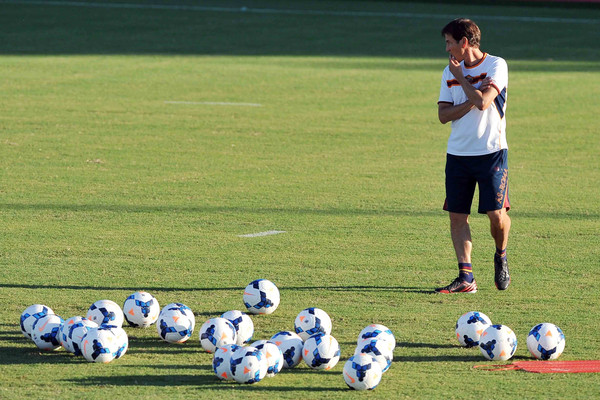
[1,0,599,398]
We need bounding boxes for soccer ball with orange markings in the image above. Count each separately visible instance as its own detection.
[221,310,254,345]
[479,324,518,361]
[355,338,394,373]
[243,279,280,315]
[294,307,332,341]
[526,322,565,360]
[199,317,237,353]
[59,316,84,353]
[156,303,195,343]
[357,324,396,350]
[250,340,284,377]
[81,326,123,363]
[20,304,54,340]
[104,324,129,359]
[31,314,64,351]
[455,311,492,348]
[87,299,124,328]
[229,346,268,384]
[343,353,383,391]
[302,333,341,370]
[213,343,241,380]
[123,291,160,328]
[68,318,98,356]
[270,331,304,368]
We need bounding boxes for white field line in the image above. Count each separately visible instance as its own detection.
[2,0,599,24]
[238,230,286,238]
[165,101,262,107]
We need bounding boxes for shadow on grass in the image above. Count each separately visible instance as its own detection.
[63,374,346,391]
[0,201,442,217]
[397,341,458,349]
[395,354,484,362]
[1,202,596,221]
[0,345,82,365]
[2,283,434,294]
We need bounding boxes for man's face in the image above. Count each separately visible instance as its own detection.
[444,34,464,61]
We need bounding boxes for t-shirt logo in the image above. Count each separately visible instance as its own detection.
[446,73,487,88]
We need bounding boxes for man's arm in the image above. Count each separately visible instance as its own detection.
[438,101,473,124]
[449,57,499,110]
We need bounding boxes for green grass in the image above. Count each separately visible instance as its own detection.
[1,0,600,398]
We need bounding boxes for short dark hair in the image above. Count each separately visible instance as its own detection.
[441,18,481,48]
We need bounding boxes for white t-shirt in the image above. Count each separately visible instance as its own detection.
[438,53,508,156]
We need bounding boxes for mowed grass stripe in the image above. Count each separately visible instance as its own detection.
[2,0,600,24]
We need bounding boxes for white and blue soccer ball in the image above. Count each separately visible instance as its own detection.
[527,323,565,360]
[20,304,54,340]
[357,324,396,350]
[243,279,280,315]
[81,326,124,363]
[213,343,241,380]
[250,340,284,377]
[156,303,195,343]
[294,307,332,341]
[270,331,304,368]
[87,300,125,328]
[199,317,237,353]
[31,314,64,351]
[343,353,383,391]
[303,333,341,370]
[102,324,129,359]
[221,310,254,345]
[59,316,84,353]
[229,346,268,384]
[455,311,492,348]
[123,291,160,328]
[355,338,394,373]
[479,324,518,361]
[67,318,98,356]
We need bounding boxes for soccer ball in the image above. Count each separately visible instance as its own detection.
[67,318,98,356]
[243,279,280,315]
[479,324,518,361]
[213,344,241,380]
[81,326,122,363]
[221,310,254,345]
[87,300,125,328]
[229,346,268,384]
[343,353,383,391]
[20,304,54,340]
[294,307,332,341]
[123,291,160,328]
[527,323,565,360]
[199,317,237,353]
[250,340,284,377]
[303,333,341,370]
[455,311,492,348]
[357,324,396,349]
[105,325,129,359]
[59,316,84,353]
[31,314,64,351]
[156,303,195,343]
[355,338,394,373]
[270,331,304,368]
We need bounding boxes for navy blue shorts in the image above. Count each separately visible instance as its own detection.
[444,150,510,214]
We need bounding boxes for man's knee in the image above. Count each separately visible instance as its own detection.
[488,209,510,230]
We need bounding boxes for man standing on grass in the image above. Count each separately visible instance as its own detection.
[435,18,511,294]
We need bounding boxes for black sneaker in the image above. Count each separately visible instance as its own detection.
[435,277,477,294]
[494,254,510,290]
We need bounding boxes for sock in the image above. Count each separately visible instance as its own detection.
[458,263,473,283]
[496,247,507,259]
